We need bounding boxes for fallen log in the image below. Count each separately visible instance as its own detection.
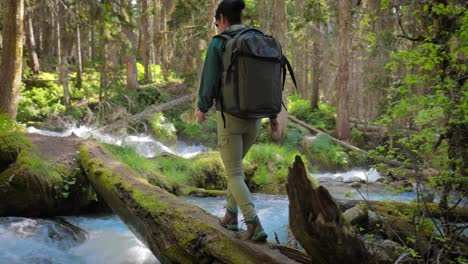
[286,155,369,264]
[132,94,193,120]
[80,140,300,264]
[288,115,418,169]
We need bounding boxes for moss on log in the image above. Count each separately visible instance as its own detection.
[336,199,468,222]
[80,140,300,264]
[0,138,98,217]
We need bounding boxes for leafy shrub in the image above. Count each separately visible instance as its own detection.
[0,115,31,162]
[244,143,308,193]
[303,133,350,171]
[288,93,336,130]
[18,72,65,122]
[150,112,177,146]
[191,152,227,190]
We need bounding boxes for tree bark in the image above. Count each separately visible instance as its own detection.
[270,0,288,143]
[287,156,369,264]
[140,0,152,84]
[80,141,301,264]
[0,0,24,119]
[76,23,83,90]
[126,56,139,89]
[311,40,321,110]
[258,0,270,33]
[336,0,352,140]
[25,1,40,75]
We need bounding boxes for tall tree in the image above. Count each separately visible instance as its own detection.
[0,0,24,119]
[336,0,352,140]
[270,0,288,143]
[140,0,152,84]
[25,0,40,75]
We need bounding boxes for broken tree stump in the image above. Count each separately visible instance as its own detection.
[286,156,369,264]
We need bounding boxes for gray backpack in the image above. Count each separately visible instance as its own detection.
[215,28,297,126]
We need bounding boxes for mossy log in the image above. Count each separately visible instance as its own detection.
[80,140,301,264]
[0,135,100,217]
[286,156,369,264]
[335,199,468,222]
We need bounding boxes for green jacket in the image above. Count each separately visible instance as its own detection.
[197,25,247,113]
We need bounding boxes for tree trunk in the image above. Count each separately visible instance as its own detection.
[76,23,83,90]
[56,7,70,110]
[270,0,288,143]
[287,156,369,264]
[258,0,270,33]
[336,0,352,140]
[80,141,301,264]
[0,0,24,119]
[25,1,40,75]
[311,40,321,110]
[140,0,152,84]
[126,56,139,90]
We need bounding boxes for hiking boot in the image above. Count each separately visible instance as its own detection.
[219,207,238,231]
[243,215,267,242]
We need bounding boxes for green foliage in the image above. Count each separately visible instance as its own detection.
[103,144,193,192]
[149,112,177,146]
[18,72,65,122]
[70,70,101,99]
[191,152,226,190]
[303,0,330,23]
[288,94,336,130]
[0,115,31,161]
[244,143,309,193]
[303,133,350,171]
[109,85,161,114]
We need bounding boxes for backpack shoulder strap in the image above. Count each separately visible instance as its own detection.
[213,33,232,51]
[281,55,298,92]
[234,27,263,38]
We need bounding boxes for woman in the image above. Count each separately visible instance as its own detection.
[196,0,278,243]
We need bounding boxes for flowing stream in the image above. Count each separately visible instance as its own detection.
[0,125,426,263]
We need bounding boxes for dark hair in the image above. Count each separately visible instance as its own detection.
[215,0,245,25]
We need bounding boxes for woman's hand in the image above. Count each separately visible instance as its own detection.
[270,118,279,132]
[197,110,207,123]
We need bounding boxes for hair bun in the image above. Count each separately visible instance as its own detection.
[230,0,245,11]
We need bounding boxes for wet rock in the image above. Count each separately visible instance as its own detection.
[348,182,362,188]
[0,217,87,248]
[375,177,388,184]
[367,211,382,231]
[344,176,365,184]
[343,204,368,226]
[317,176,334,183]
[334,176,344,183]
[367,239,414,264]
[389,180,412,189]
[40,114,70,132]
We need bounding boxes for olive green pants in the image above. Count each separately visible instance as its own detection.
[217,111,261,220]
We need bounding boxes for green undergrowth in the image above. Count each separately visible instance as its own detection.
[165,105,218,149]
[103,144,194,194]
[18,72,65,123]
[303,133,351,171]
[0,115,63,200]
[103,140,315,195]
[288,93,336,130]
[244,143,313,194]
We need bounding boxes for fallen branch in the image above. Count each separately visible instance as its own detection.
[132,94,194,120]
[288,115,418,169]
